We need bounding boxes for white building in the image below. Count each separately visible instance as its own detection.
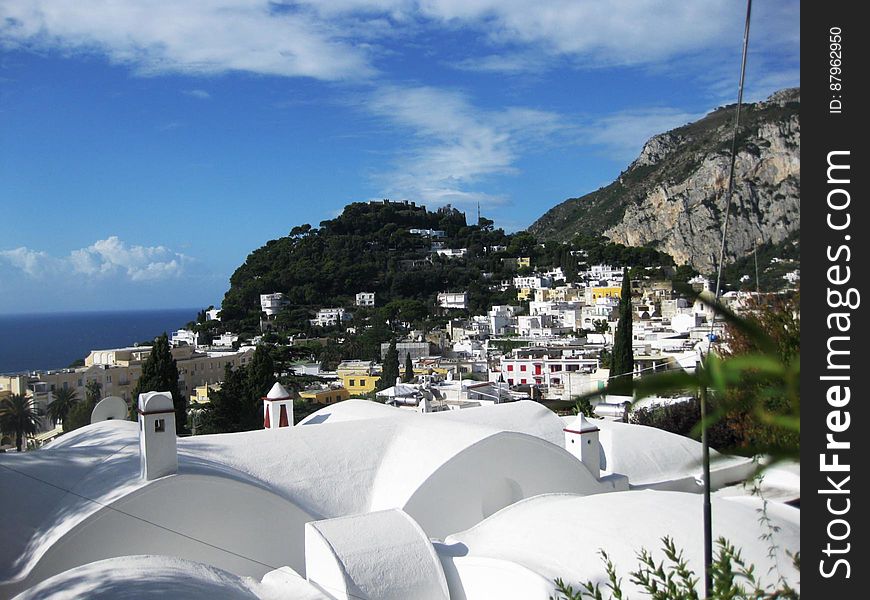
[488,305,521,336]
[783,269,800,285]
[213,332,239,347]
[438,291,468,310]
[513,275,554,290]
[516,315,571,338]
[584,264,624,281]
[205,307,221,321]
[497,348,600,387]
[260,293,288,316]
[409,228,446,237]
[355,292,376,307]
[311,307,352,327]
[529,300,584,330]
[170,329,201,349]
[541,267,566,282]
[580,297,619,330]
[435,248,467,258]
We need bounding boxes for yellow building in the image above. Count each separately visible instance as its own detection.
[589,286,622,301]
[533,289,554,302]
[516,287,533,301]
[0,375,29,399]
[336,360,381,395]
[338,373,380,395]
[299,386,350,405]
[191,383,222,405]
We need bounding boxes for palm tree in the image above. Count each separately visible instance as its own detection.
[0,394,43,452]
[47,387,79,427]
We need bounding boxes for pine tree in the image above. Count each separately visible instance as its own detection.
[403,352,414,383]
[200,364,248,434]
[610,273,634,395]
[245,345,275,430]
[379,339,400,391]
[132,333,186,433]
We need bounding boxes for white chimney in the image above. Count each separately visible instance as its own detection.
[263,381,294,428]
[563,413,601,479]
[138,392,177,481]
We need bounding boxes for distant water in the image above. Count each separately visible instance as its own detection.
[0,308,198,374]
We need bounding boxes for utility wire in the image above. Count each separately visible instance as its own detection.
[701,2,754,597]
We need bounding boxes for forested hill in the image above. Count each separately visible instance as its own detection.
[217,200,674,334]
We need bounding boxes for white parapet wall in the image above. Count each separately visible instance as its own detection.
[305,509,450,600]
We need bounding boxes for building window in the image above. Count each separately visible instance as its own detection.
[520,365,527,372]
[507,365,514,372]
[349,379,356,387]
[155,419,165,433]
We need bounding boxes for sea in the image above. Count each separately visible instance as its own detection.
[0,308,199,374]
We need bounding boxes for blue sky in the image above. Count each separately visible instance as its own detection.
[0,1,799,314]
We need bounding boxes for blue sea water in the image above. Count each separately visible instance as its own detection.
[0,308,198,374]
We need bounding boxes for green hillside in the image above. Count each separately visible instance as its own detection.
[217,200,674,336]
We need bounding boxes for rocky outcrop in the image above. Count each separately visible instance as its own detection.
[529,89,800,272]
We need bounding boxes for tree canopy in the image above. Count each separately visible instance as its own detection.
[132,333,185,433]
[216,201,675,336]
[47,387,78,427]
[379,339,400,391]
[610,275,634,394]
[0,394,42,452]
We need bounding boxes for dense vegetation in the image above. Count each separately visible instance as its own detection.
[216,201,675,338]
[718,231,800,293]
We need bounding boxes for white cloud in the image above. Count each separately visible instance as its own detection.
[0,247,57,278]
[365,85,569,207]
[0,0,374,80]
[183,89,211,99]
[1,1,797,81]
[449,53,549,74]
[1,236,189,282]
[586,108,702,162]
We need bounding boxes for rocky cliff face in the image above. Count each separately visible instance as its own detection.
[529,89,799,272]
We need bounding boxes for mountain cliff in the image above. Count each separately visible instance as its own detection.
[529,88,799,272]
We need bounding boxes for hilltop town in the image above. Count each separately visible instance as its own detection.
[1,199,799,449]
